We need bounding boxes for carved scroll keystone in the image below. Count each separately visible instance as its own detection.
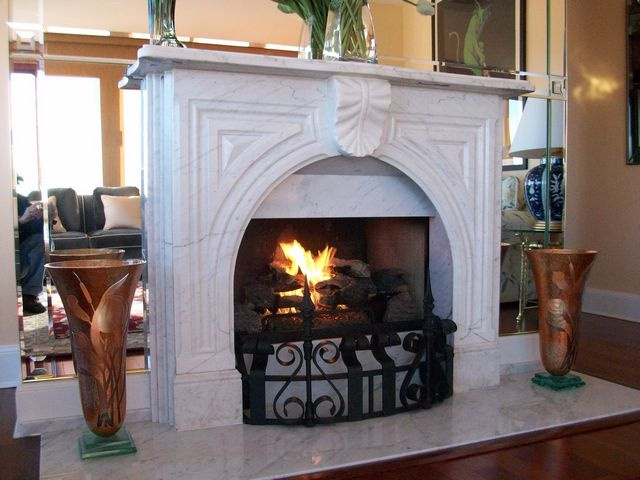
[330,76,391,157]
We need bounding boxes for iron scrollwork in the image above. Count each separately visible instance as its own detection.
[273,343,305,424]
[311,340,345,422]
[237,270,457,426]
[399,332,429,409]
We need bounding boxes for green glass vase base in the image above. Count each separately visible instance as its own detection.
[79,428,137,460]
[531,372,586,391]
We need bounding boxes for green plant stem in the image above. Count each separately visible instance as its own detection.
[339,0,366,59]
[310,14,327,59]
[273,0,330,59]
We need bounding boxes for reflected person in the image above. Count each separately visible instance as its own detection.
[17,193,46,314]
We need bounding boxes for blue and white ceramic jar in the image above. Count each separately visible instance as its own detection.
[524,157,564,231]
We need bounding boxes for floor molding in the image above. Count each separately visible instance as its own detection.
[0,344,20,388]
[15,370,150,436]
[583,287,640,323]
[498,332,540,369]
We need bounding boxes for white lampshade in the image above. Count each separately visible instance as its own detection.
[509,97,564,158]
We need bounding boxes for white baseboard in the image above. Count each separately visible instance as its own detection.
[0,344,21,388]
[499,333,540,369]
[583,287,640,323]
[15,370,150,436]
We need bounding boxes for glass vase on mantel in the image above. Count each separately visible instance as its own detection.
[148,0,185,47]
[298,16,314,59]
[298,14,330,60]
[323,0,377,63]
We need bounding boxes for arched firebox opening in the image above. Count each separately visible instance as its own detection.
[232,156,456,425]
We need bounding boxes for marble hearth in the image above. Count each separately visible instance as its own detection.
[124,46,532,430]
[40,373,640,479]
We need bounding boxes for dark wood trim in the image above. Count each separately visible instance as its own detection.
[573,313,640,390]
[43,33,297,61]
[0,388,40,480]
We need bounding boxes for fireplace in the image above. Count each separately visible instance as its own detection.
[125,46,531,430]
[233,188,456,424]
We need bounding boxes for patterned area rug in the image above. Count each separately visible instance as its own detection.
[47,284,144,339]
[20,284,146,357]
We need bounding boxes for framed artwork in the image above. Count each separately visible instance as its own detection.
[434,0,525,78]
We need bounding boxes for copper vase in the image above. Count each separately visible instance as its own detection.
[526,249,597,376]
[45,259,145,437]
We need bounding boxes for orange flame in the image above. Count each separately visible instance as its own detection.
[279,240,336,305]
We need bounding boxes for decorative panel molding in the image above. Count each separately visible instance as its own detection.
[172,99,325,372]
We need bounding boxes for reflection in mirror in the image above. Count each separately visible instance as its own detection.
[9,33,148,381]
[498,0,566,336]
[500,94,566,336]
[502,98,528,171]
[8,27,297,381]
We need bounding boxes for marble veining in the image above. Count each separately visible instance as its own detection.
[123,46,533,98]
[40,372,640,479]
[129,47,530,429]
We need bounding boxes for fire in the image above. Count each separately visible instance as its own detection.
[279,240,336,305]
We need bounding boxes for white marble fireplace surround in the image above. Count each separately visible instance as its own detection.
[124,46,533,431]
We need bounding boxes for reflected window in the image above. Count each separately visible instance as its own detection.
[122,89,142,189]
[40,76,103,194]
[503,98,527,170]
[10,72,39,196]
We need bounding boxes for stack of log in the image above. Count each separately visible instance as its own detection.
[234,257,421,333]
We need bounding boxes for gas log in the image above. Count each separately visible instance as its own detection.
[236,257,421,332]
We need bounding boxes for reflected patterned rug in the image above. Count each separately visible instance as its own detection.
[20,284,146,357]
[47,284,144,339]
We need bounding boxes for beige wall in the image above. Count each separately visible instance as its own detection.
[1,0,20,348]
[566,0,640,294]
[371,2,406,65]
[402,3,432,71]
[526,0,565,92]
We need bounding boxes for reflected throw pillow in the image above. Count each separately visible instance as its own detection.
[501,176,519,210]
[47,196,67,233]
[102,195,142,230]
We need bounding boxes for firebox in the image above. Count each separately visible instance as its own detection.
[234,217,456,425]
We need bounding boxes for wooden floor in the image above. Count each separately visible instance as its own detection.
[2,312,639,480]
[290,312,640,480]
[499,301,539,335]
[0,388,40,480]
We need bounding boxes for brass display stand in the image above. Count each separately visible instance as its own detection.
[506,229,563,331]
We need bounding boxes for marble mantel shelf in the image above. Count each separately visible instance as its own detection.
[121,45,534,97]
